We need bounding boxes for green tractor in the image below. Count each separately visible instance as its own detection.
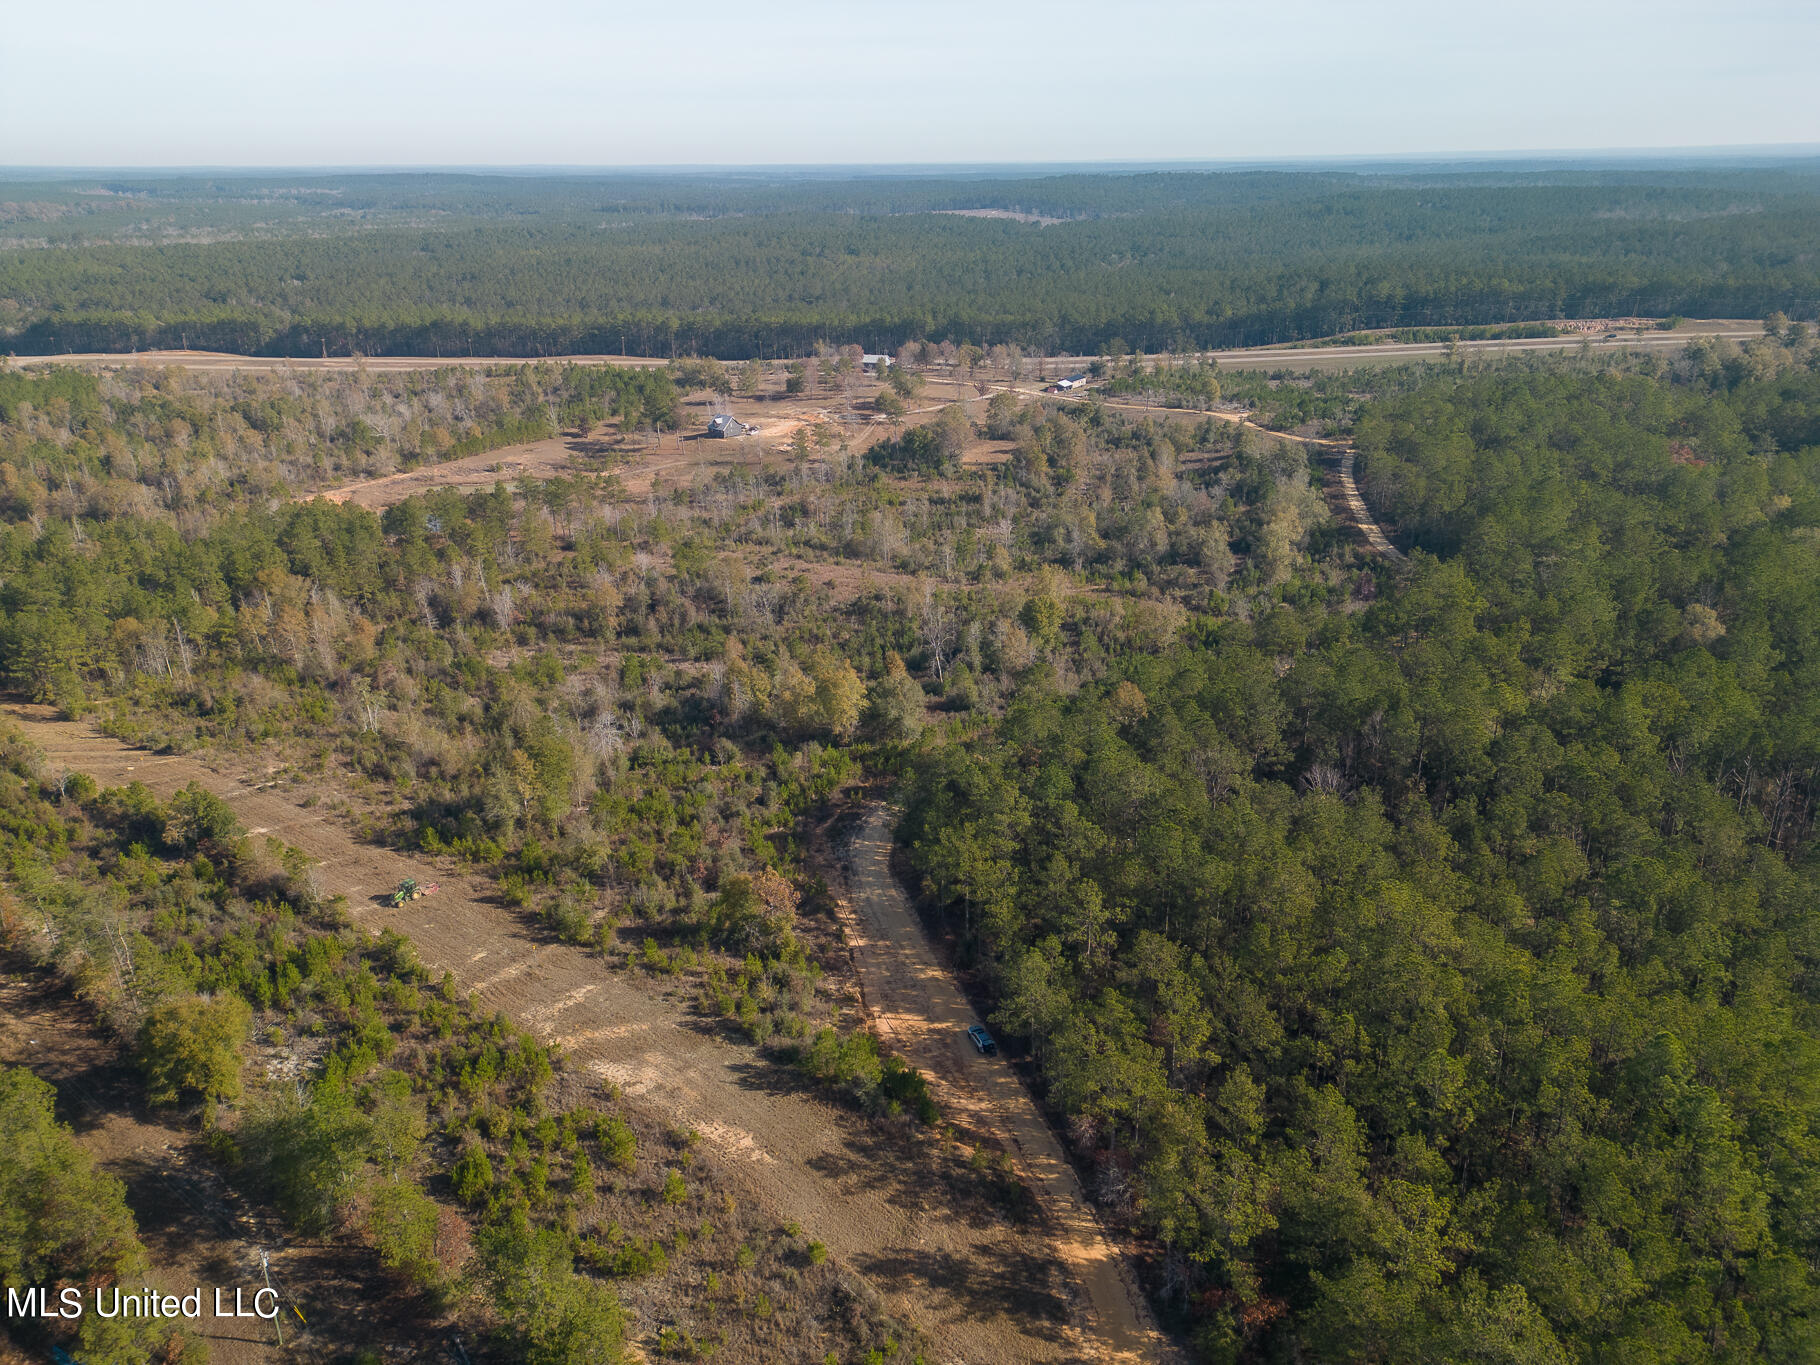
[390,878,438,907]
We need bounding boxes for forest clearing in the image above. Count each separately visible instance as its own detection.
[2,701,1113,1364]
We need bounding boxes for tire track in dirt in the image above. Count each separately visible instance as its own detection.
[5,706,1084,1364]
[834,805,1182,1365]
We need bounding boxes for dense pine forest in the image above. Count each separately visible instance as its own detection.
[1,315,1817,1362]
[4,164,1820,357]
[906,325,1820,1361]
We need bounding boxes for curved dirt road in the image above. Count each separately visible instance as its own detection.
[837,806,1180,1365]
[310,430,615,510]
[6,706,1087,1364]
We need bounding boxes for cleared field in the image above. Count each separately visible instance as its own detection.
[314,428,623,509]
[296,384,983,512]
[1201,320,1762,371]
[5,704,1105,1364]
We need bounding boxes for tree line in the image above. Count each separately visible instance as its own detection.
[5,169,1819,358]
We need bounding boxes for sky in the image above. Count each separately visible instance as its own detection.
[6,0,1819,167]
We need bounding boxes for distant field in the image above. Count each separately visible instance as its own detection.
[1200,318,1764,370]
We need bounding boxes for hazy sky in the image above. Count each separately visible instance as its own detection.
[7,0,1818,166]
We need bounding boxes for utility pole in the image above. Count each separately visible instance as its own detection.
[260,1249,284,1347]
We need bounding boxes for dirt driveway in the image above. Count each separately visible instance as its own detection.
[836,807,1179,1365]
[5,706,1090,1364]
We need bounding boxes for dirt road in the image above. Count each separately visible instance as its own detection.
[311,428,624,511]
[1335,450,1403,560]
[1040,393,1403,561]
[301,428,786,512]
[12,321,1760,377]
[4,706,1088,1364]
[12,350,668,374]
[837,806,1180,1365]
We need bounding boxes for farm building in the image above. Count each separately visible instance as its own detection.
[861,353,892,372]
[706,414,753,438]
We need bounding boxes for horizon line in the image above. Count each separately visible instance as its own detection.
[5,143,1820,178]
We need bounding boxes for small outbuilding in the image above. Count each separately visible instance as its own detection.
[707,414,752,438]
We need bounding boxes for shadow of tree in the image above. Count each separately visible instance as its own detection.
[852,1245,1075,1338]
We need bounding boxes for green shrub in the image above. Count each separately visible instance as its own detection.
[452,1143,495,1205]
[586,1235,669,1279]
[368,1179,442,1288]
[241,1083,375,1234]
[139,993,252,1109]
[598,1115,638,1173]
[482,1221,627,1364]
[163,782,243,856]
[879,1056,939,1126]
[543,895,592,945]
